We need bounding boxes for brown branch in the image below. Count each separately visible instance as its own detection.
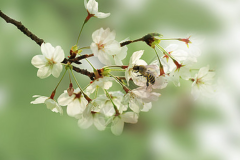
[0,10,44,46]
[72,66,95,80]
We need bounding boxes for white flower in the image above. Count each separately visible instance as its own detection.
[191,66,215,100]
[90,28,127,65]
[166,57,195,87]
[84,0,110,18]
[161,44,191,71]
[180,34,204,58]
[122,90,152,113]
[85,77,113,94]
[78,102,106,131]
[132,86,161,103]
[100,91,128,116]
[125,50,147,85]
[31,95,63,114]
[31,43,65,79]
[57,88,88,118]
[111,112,138,136]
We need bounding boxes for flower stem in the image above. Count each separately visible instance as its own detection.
[104,89,120,116]
[108,73,130,93]
[71,69,91,101]
[76,21,86,45]
[159,38,179,41]
[154,48,165,76]
[79,46,90,50]
[110,69,126,72]
[54,69,67,91]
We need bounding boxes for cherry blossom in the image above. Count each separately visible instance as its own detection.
[111,112,138,136]
[84,0,110,19]
[90,28,127,65]
[57,88,88,118]
[191,66,215,100]
[85,77,113,94]
[122,90,152,113]
[31,43,65,79]
[31,95,63,114]
[125,50,147,85]
[77,102,106,131]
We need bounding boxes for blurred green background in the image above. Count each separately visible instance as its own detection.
[1,0,240,160]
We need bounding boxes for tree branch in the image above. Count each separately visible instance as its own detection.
[0,10,44,46]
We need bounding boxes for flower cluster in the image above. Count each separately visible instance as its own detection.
[30,0,215,135]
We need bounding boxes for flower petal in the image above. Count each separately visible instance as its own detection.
[78,115,93,129]
[93,113,106,131]
[111,117,124,136]
[53,46,65,62]
[31,55,47,68]
[45,99,63,115]
[121,112,138,123]
[37,66,51,79]
[41,43,54,59]
[51,63,63,78]
[30,95,48,104]
[95,12,110,18]
[57,92,75,106]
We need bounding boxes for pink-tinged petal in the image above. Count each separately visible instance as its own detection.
[93,113,106,131]
[37,66,51,79]
[152,76,168,89]
[53,46,65,63]
[95,12,110,18]
[41,43,54,59]
[31,95,48,104]
[121,112,138,123]
[78,115,93,129]
[52,63,63,78]
[57,92,75,106]
[31,55,47,68]
[111,117,124,136]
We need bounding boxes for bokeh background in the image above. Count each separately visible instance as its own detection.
[1,0,240,160]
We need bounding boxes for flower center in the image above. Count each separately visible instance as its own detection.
[97,43,105,50]
[46,58,56,67]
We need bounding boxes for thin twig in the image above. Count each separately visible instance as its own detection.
[0,10,44,46]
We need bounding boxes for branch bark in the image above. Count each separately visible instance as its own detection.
[0,10,44,46]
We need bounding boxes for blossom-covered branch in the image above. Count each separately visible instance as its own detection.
[0,10,44,46]
[1,0,216,136]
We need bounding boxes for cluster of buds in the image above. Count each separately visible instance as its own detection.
[30,0,215,135]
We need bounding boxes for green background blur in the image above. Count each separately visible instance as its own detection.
[1,0,240,160]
